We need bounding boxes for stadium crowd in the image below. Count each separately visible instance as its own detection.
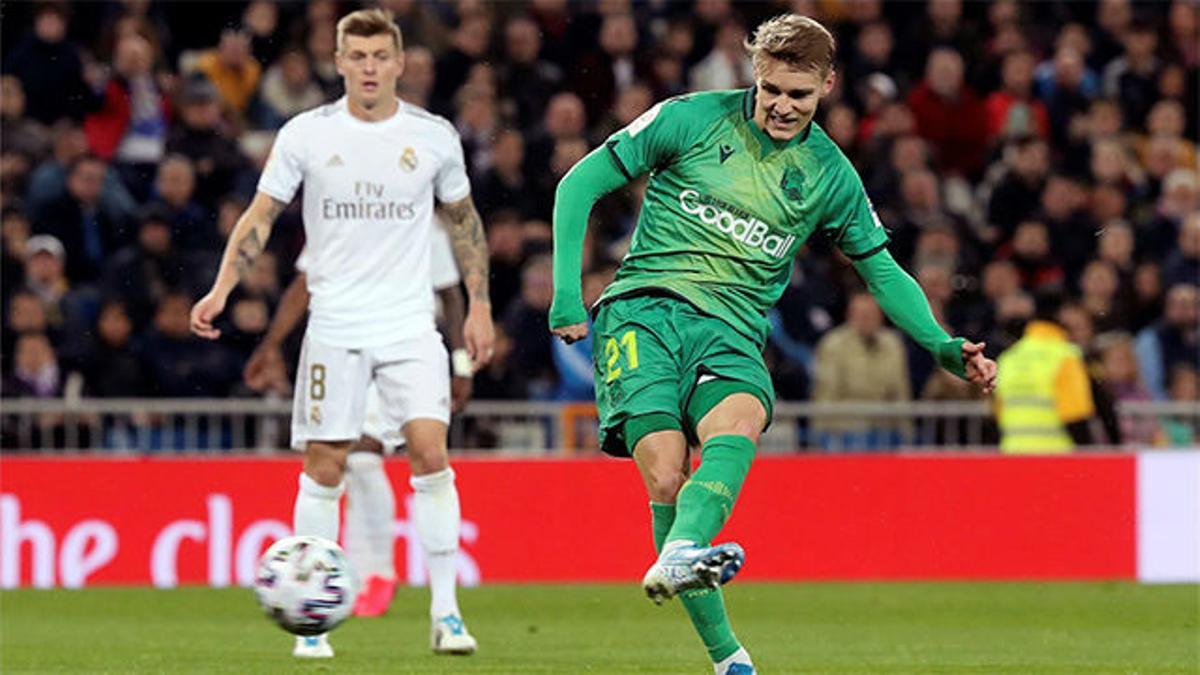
[1,0,1197,448]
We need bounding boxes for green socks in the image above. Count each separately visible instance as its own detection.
[651,502,741,662]
[666,435,755,547]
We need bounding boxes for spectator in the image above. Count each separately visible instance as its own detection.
[473,129,541,220]
[503,255,556,399]
[1096,219,1138,294]
[3,333,62,398]
[571,13,643,123]
[26,122,138,228]
[985,136,1050,241]
[985,290,1034,355]
[590,83,654,146]
[140,291,238,397]
[811,292,911,451]
[398,46,437,110]
[1079,259,1129,334]
[1135,283,1200,400]
[1162,365,1199,446]
[82,300,149,397]
[2,1,95,124]
[1102,19,1161,130]
[84,31,170,200]
[1003,220,1065,293]
[4,290,54,366]
[471,324,527,400]
[525,90,586,180]
[148,154,214,249]
[889,169,964,265]
[1143,169,1198,258]
[1162,213,1200,291]
[434,14,492,108]
[984,50,1050,145]
[34,155,130,283]
[907,47,988,178]
[1095,331,1162,445]
[1130,262,1165,333]
[0,76,51,162]
[1036,46,1097,146]
[688,19,753,92]
[2,207,32,305]
[496,15,564,132]
[306,21,341,99]
[194,28,262,115]
[844,21,896,93]
[166,78,249,209]
[103,208,200,326]
[252,48,325,130]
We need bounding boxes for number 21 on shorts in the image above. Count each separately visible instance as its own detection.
[604,330,639,383]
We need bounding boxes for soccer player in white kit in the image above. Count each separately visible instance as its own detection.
[189,9,494,659]
[242,220,473,621]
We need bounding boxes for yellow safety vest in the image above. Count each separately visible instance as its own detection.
[995,326,1082,454]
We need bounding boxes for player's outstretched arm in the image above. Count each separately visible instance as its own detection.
[243,272,310,391]
[441,194,494,370]
[852,249,997,393]
[191,192,287,340]
[549,147,630,344]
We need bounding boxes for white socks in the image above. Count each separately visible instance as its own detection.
[293,473,344,543]
[411,467,461,618]
[714,647,753,673]
[343,452,397,580]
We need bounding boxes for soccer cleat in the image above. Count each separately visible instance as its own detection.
[430,614,477,655]
[352,575,398,617]
[293,634,334,658]
[642,541,745,605]
[714,647,755,674]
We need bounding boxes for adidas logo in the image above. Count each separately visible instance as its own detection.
[326,154,344,167]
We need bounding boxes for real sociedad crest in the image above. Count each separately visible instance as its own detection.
[780,167,805,202]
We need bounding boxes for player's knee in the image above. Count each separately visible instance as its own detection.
[407,443,449,476]
[304,444,348,486]
[645,466,687,503]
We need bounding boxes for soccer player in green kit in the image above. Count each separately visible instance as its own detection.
[550,15,997,674]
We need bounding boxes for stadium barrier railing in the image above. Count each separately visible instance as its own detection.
[1,398,1195,454]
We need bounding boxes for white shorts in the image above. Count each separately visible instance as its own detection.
[290,330,450,451]
[361,384,405,452]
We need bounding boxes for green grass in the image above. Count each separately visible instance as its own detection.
[1,583,1197,673]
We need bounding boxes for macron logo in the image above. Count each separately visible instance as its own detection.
[678,189,794,259]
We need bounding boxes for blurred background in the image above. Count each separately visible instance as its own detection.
[0,0,1197,454]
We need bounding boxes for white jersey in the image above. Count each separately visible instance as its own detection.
[259,97,470,349]
[295,216,460,292]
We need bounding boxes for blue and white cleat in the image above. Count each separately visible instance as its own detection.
[714,647,755,674]
[431,614,477,655]
[642,541,746,605]
[293,634,333,658]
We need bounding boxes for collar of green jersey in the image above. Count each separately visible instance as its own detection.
[741,86,813,156]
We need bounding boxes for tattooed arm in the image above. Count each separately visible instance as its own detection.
[440,194,495,369]
[190,192,287,339]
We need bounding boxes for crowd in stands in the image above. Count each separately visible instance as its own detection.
[1,0,1196,448]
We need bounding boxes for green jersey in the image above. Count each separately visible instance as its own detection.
[600,88,888,346]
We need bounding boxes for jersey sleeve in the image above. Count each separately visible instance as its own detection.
[819,160,890,260]
[258,118,306,203]
[603,96,703,179]
[429,218,461,290]
[434,128,471,203]
[295,246,309,273]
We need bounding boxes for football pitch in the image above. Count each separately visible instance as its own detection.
[2,583,1196,673]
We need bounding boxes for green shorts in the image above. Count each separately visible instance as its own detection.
[591,293,775,457]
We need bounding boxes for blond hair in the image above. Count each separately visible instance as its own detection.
[744,14,836,75]
[336,8,402,53]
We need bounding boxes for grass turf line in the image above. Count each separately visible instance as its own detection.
[1,582,1196,673]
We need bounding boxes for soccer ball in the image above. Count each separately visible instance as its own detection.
[253,535,356,636]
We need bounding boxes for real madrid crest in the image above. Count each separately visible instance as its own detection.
[400,147,418,172]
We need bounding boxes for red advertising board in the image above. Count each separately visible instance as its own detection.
[0,455,1137,588]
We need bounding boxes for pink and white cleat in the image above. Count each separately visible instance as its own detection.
[352,575,397,617]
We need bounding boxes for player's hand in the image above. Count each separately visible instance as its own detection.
[190,291,226,340]
[962,340,997,394]
[450,375,473,413]
[244,343,284,392]
[552,322,589,344]
[463,302,495,370]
